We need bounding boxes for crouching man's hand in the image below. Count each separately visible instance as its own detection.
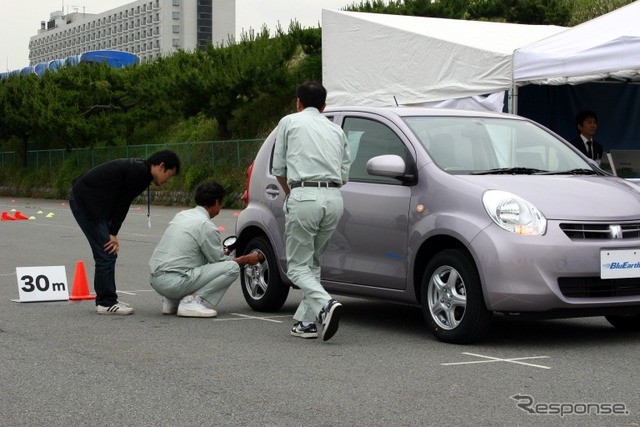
[234,251,264,267]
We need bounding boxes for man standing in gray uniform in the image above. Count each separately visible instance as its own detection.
[271,80,351,341]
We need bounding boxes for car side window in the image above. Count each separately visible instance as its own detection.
[343,117,411,184]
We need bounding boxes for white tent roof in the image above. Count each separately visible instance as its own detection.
[514,1,640,85]
[322,10,565,106]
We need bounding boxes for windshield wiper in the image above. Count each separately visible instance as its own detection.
[472,167,547,175]
[539,168,597,175]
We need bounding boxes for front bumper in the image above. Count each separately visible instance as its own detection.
[472,220,640,312]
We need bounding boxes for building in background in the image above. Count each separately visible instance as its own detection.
[28,0,236,66]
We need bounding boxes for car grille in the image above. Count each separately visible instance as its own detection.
[558,277,640,298]
[560,222,640,240]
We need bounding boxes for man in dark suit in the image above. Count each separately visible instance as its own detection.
[569,109,603,164]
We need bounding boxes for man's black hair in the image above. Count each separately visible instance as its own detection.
[147,150,181,175]
[575,109,598,128]
[296,80,327,110]
[194,181,226,207]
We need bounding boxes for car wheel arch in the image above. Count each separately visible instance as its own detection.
[412,235,475,304]
[237,226,290,284]
[236,225,264,255]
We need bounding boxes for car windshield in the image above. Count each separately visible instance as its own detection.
[403,116,594,175]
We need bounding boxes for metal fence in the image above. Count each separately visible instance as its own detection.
[0,138,264,171]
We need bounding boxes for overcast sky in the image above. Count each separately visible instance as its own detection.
[0,0,354,71]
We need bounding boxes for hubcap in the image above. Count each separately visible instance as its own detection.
[428,265,467,330]
[242,250,268,300]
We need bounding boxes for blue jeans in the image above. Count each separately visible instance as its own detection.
[69,192,118,307]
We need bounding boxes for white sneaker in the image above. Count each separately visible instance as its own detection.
[96,302,134,315]
[162,297,180,315]
[177,295,217,318]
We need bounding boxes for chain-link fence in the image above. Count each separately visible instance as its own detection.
[0,139,264,171]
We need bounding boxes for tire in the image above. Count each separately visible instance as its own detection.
[421,249,492,344]
[240,236,289,312]
[605,312,640,331]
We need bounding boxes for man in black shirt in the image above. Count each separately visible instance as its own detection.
[69,150,181,315]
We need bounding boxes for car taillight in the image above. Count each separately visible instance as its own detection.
[241,161,254,205]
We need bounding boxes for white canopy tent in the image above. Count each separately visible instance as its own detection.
[512,2,640,152]
[513,1,640,86]
[322,10,565,111]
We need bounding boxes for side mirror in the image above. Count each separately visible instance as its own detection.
[366,154,406,177]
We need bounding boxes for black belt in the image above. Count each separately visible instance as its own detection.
[290,181,340,189]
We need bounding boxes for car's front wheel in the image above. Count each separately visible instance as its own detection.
[421,249,492,344]
[240,236,289,312]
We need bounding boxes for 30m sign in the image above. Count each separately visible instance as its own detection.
[16,266,69,302]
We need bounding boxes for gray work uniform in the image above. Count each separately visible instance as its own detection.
[148,206,239,306]
[272,107,351,323]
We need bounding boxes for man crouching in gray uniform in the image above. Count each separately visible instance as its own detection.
[149,181,263,317]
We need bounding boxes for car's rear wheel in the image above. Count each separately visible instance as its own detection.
[421,249,492,344]
[240,236,289,312]
[605,312,640,331]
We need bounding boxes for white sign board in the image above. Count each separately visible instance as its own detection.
[15,266,69,302]
[601,249,640,279]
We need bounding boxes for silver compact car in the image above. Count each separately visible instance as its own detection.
[235,106,640,343]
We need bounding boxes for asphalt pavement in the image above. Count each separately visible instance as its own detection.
[1,196,639,427]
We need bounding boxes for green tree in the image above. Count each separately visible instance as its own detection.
[41,63,128,150]
[40,61,177,149]
[288,24,323,82]
[497,0,571,25]
[167,27,298,139]
[111,59,183,145]
[0,74,49,167]
[569,0,634,25]
[347,0,572,25]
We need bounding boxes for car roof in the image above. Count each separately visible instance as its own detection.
[323,105,523,120]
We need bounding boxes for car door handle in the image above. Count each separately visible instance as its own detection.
[265,184,280,199]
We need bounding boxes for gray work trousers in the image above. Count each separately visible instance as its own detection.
[150,261,240,306]
[284,187,343,323]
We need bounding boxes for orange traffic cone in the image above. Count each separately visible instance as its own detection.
[1,211,15,221]
[13,211,29,220]
[69,260,96,300]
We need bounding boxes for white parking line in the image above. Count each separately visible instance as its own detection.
[442,352,551,369]
[118,290,291,323]
[118,289,292,323]
[119,290,145,295]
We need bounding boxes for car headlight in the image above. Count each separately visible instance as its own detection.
[482,190,546,236]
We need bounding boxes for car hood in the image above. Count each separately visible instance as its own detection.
[457,175,640,221]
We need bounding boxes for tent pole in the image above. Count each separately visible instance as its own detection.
[509,84,519,115]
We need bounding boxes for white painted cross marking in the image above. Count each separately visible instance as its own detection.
[442,352,551,369]
[220,313,290,323]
